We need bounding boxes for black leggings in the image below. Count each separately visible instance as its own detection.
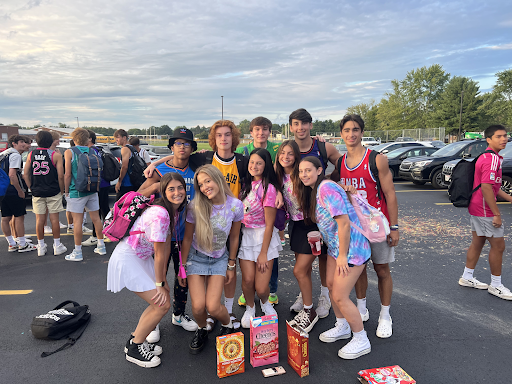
[92,187,111,238]
[167,241,188,316]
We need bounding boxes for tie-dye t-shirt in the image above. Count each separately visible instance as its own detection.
[315,180,371,265]
[282,173,303,221]
[242,180,278,228]
[186,195,244,258]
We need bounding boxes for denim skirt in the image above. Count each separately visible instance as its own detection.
[186,247,228,276]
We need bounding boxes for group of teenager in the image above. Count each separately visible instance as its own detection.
[105,109,400,368]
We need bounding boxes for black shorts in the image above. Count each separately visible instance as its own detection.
[1,194,27,218]
[289,219,328,255]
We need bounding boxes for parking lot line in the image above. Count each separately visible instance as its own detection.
[0,233,75,238]
[396,190,446,192]
[0,290,33,295]
[435,202,510,206]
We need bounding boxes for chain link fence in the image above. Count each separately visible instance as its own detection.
[364,127,445,143]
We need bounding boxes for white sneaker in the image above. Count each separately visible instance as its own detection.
[16,238,32,244]
[18,243,37,253]
[319,320,352,343]
[376,316,393,338]
[94,245,107,255]
[82,236,98,246]
[459,276,488,289]
[53,243,67,256]
[488,284,512,300]
[37,243,47,257]
[316,294,331,318]
[172,313,198,332]
[44,226,52,234]
[146,324,160,343]
[241,305,256,329]
[59,221,67,229]
[82,226,93,235]
[338,333,371,359]
[67,226,74,234]
[65,249,83,262]
[290,292,303,312]
[360,308,369,322]
[260,299,277,316]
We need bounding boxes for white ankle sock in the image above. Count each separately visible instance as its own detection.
[6,236,16,246]
[357,298,367,314]
[336,317,346,326]
[38,239,45,247]
[75,245,82,252]
[320,285,329,298]
[352,329,368,340]
[222,319,233,328]
[491,275,501,287]
[462,267,474,280]
[97,238,105,247]
[224,297,234,313]
[379,305,391,321]
[303,303,313,310]
[54,238,61,246]
[18,236,26,247]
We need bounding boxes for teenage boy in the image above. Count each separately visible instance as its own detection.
[138,127,199,339]
[235,116,281,162]
[1,135,36,252]
[114,129,137,200]
[288,108,341,325]
[23,131,67,256]
[459,125,512,300]
[129,137,152,166]
[332,114,399,339]
[63,128,106,261]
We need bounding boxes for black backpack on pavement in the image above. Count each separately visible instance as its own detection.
[126,144,147,189]
[31,300,91,357]
[449,150,494,207]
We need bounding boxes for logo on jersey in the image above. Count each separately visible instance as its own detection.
[490,172,495,180]
[364,164,367,170]
[339,178,367,190]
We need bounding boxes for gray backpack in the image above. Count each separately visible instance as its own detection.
[71,147,103,192]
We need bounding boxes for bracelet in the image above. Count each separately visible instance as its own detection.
[227,264,236,271]
[390,225,399,230]
[228,258,237,262]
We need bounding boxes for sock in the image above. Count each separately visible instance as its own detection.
[75,245,82,252]
[304,303,313,310]
[18,236,26,247]
[320,285,330,299]
[224,297,234,314]
[6,236,16,246]
[491,275,502,288]
[54,238,61,246]
[222,319,234,328]
[357,298,367,315]
[462,267,474,280]
[97,238,105,247]
[352,329,368,340]
[83,215,87,224]
[68,224,74,229]
[38,239,45,247]
[380,305,391,321]
[336,317,346,326]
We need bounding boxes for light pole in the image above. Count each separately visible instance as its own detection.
[75,117,79,127]
[458,90,464,141]
[221,96,224,120]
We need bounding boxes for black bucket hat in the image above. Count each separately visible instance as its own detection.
[168,127,197,152]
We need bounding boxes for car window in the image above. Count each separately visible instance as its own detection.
[406,148,422,157]
[499,142,512,157]
[432,141,473,157]
[423,148,438,156]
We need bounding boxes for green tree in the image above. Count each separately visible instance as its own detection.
[238,119,251,135]
[481,69,512,127]
[128,128,143,135]
[271,124,281,134]
[346,100,379,130]
[58,122,69,128]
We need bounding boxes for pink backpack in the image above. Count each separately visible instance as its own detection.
[347,192,390,243]
[102,191,155,241]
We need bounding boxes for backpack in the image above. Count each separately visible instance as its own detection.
[347,191,390,243]
[317,140,329,170]
[336,149,383,200]
[448,149,495,207]
[102,191,155,242]
[126,145,147,188]
[71,147,103,192]
[94,146,121,182]
[0,149,16,203]
[30,300,91,358]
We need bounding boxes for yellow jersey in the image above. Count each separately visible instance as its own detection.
[212,153,241,197]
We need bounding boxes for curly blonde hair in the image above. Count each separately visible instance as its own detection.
[208,120,240,152]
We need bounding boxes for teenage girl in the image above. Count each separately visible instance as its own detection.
[297,156,371,360]
[275,140,329,332]
[239,148,282,327]
[179,165,244,354]
[107,173,187,368]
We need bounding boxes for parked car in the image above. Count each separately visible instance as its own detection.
[418,140,445,148]
[371,141,425,154]
[362,137,380,147]
[0,142,8,152]
[335,144,347,156]
[399,139,488,189]
[385,146,439,179]
[395,137,415,142]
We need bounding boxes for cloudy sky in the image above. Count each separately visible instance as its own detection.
[1,0,511,129]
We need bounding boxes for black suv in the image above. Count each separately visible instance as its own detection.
[398,139,488,188]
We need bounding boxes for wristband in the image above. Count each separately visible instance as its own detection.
[155,281,165,287]
[390,225,399,231]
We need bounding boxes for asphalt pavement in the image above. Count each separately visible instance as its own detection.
[1,182,511,383]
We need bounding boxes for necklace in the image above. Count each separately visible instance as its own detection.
[212,198,227,211]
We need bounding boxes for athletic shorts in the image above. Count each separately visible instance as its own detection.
[289,219,328,255]
[470,215,504,238]
[1,194,27,218]
[32,193,64,215]
[370,240,396,264]
[66,193,100,213]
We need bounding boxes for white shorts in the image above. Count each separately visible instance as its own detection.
[66,193,99,213]
[238,226,282,262]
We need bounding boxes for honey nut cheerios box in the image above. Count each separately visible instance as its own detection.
[216,332,245,378]
[249,314,279,368]
[286,320,309,378]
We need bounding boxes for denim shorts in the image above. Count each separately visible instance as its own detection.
[186,247,228,276]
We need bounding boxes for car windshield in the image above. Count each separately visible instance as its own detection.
[431,141,469,157]
[385,148,407,159]
[336,144,347,151]
[500,142,512,158]
[371,143,389,151]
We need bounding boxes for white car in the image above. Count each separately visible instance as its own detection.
[362,137,381,147]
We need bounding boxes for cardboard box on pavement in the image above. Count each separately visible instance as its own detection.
[358,365,415,384]
[216,332,245,378]
[286,320,309,378]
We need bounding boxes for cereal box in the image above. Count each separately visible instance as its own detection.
[249,314,279,368]
[358,365,415,384]
[286,320,309,378]
[216,332,245,378]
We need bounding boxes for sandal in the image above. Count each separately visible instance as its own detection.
[230,313,241,330]
[376,316,393,338]
[206,315,217,333]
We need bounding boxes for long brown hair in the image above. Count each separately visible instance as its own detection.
[152,172,188,236]
[295,156,325,224]
[275,140,301,190]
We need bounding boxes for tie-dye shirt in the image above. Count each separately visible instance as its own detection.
[315,180,371,265]
[242,180,278,228]
[282,173,303,221]
[186,195,244,258]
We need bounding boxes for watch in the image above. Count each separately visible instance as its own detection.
[155,281,165,287]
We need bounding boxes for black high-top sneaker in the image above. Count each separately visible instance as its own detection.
[125,339,161,368]
[124,335,162,356]
[189,327,208,354]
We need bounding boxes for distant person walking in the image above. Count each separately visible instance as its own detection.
[459,125,512,300]
[114,129,138,200]
[129,137,152,166]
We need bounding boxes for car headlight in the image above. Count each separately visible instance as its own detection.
[414,160,433,167]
